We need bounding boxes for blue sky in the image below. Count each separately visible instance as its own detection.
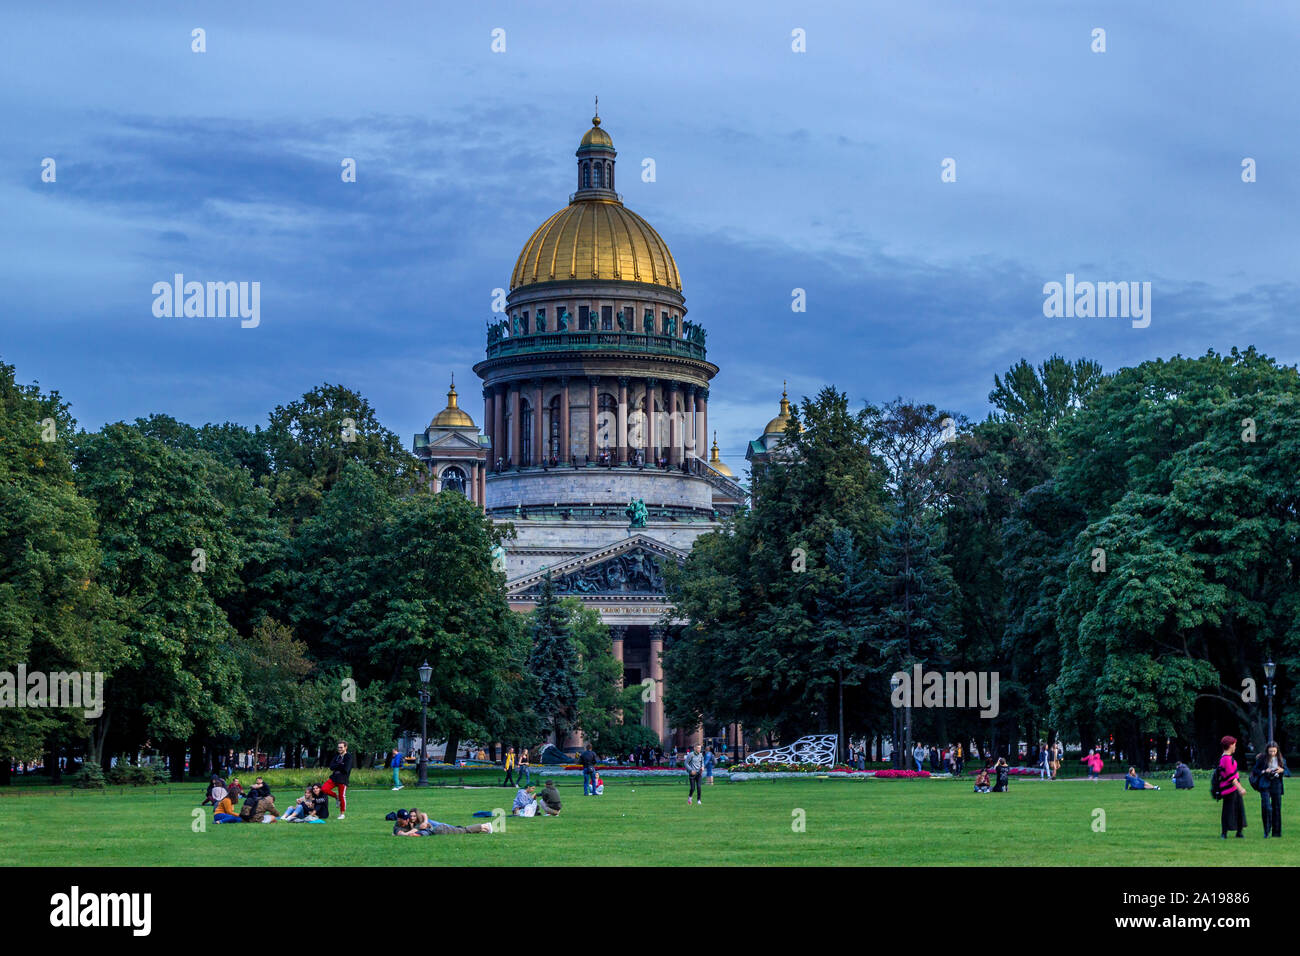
[3,0,1297,471]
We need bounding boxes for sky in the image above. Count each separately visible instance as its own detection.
[3,0,1297,470]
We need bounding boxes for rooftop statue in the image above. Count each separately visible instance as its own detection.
[557,308,569,331]
[625,497,648,529]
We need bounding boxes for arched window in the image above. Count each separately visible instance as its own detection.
[607,162,613,190]
[520,400,533,464]
[582,162,591,188]
[594,163,604,188]
[441,466,467,495]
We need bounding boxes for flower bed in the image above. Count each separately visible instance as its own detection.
[872,769,931,778]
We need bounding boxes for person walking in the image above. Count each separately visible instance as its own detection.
[685,743,705,805]
[1252,741,1287,838]
[912,743,925,773]
[389,748,403,791]
[580,742,599,796]
[501,747,517,788]
[1218,735,1247,838]
[1038,741,1050,780]
[518,748,531,787]
[321,739,352,820]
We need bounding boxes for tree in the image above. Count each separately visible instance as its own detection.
[528,574,582,747]
[264,384,421,529]
[0,361,117,783]
[562,598,642,747]
[73,424,260,768]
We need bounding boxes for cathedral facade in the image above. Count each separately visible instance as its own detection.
[468,113,747,748]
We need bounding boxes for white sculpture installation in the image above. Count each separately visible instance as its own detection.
[745,735,838,767]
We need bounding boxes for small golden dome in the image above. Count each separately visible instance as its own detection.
[763,383,795,435]
[511,200,681,291]
[431,379,475,428]
[709,432,734,477]
[580,115,613,149]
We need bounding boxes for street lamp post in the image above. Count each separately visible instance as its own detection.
[1264,658,1277,745]
[890,675,903,768]
[417,660,432,788]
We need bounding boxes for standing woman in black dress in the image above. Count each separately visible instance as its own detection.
[1253,741,1287,838]
[1218,736,1247,838]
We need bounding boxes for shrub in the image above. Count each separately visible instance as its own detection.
[74,763,105,789]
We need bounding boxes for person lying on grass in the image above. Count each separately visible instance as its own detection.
[1124,767,1161,790]
[392,808,492,836]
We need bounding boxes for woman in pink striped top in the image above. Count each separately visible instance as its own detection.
[1218,736,1248,838]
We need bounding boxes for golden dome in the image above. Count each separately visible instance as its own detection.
[709,432,734,477]
[763,383,803,435]
[510,199,682,292]
[430,379,475,428]
[580,115,613,149]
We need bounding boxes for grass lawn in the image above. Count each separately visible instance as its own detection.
[0,775,1292,866]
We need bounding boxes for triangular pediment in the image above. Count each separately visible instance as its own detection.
[426,430,482,448]
[507,534,688,598]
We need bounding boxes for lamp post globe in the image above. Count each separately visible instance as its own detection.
[417,661,432,788]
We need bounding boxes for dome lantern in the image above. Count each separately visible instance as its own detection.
[574,100,618,201]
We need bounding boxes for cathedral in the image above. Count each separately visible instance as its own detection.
[418,113,797,749]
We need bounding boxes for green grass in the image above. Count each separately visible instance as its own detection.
[0,776,1291,866]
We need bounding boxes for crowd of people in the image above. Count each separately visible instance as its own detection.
[202,740,354,824]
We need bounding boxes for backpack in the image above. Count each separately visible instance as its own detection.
[1210,767,1222,801]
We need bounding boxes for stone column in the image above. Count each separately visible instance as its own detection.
[483,388,495,470]
[558,376,570,464]
[668,383,681,465]
[699,388,708,464]
[685,386,698,461]
[610,626,626,724]
[587,376,600,462]
[509,383,521,467]
[649,628,665,743]
[477,460,486,507]
[644,377,657,464]
[616,377,629,464]
[493,385,505,472]
[531,378,543,466]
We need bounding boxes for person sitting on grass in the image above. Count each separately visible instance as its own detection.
[306,783,329,820]
[1125,767,1161,790]
[394,808,493,836]
[280,786,316,822]
[973,769,991,793]
[212,787,242,823]
[539,779,562,816]
[254,794,280,823]
[512,785,539,816]
[226,777,243,801]
[202,774,225,806]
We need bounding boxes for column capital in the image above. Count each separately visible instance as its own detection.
[610,625,627,641]
[686,384,698,397]
[699,388,709,402]
[668,380,680,392]
[587,375,602,388]
[645,377,658,388]
[558,375,569,386]
[618,376,629,388]
[531,376,544,389]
